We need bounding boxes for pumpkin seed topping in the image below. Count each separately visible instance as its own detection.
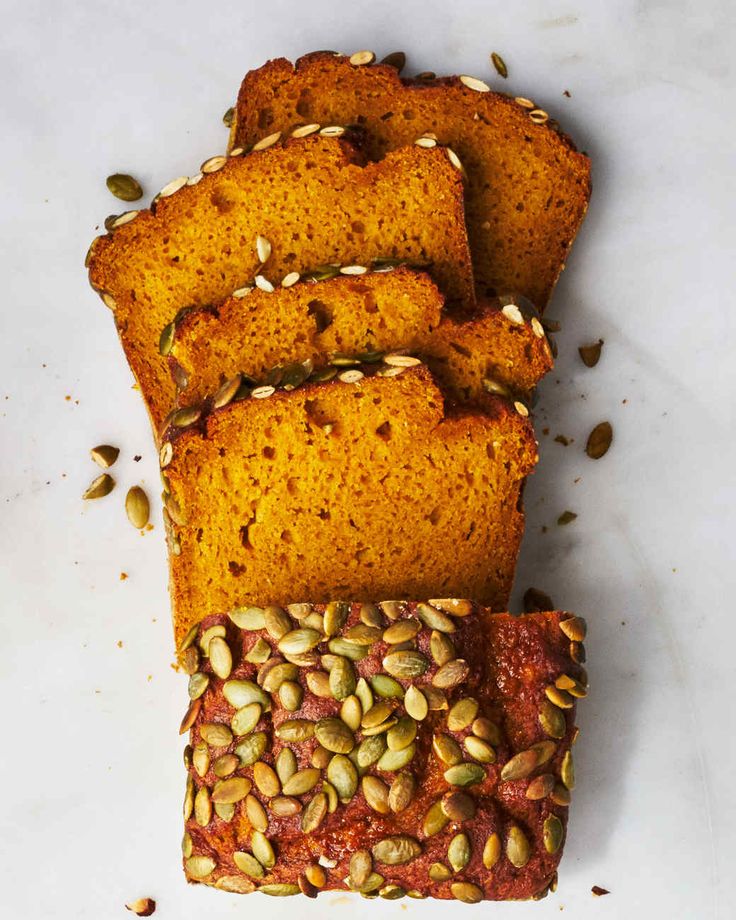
[201,155,227,173]
[200,722,233,747]
[546,685,575,709]
[362,774,390,813]
[444,762,486,787]
[586,421,613,459]
[448,697,479,731]
[448,832,472,872]
[539,699,567,738]
[278,627,321,656]
[314,717,354,753]
[185,855,215,879]
[429,862,452,882]
[275,719,314,743]
[223,679,269,709]
[282,768,321,797]
[579,339,604,367]
[83,473,114,500]
[212,776,251,804]
[430,631,455,666]
[106,173,143,202]
[208,636,232,679]
[370,674,405,698]
[483,832,501,868]
[343,623,382,645]
[561,749,575,789]
[357,734,387,768]
[231,702,262,736]
[372,835,422,866]
[245,793,269,832]
[464,735,496,763]
[279,680,303,712]
[192,743,209,777]
[324,600,350,636]
[188,672,209,700]
[212,753,239,778]
[179,698,201,735]
[194,786,212,826]
[326,754,358,801]
[506,826,531,867]
[350,849,373,887]
[377,742,416,772]
[428,598,474,617]
[452,881,483,903]
[441,790,476,822]
[404,685,428,721]
[340,694,362,730]
[234,732,268,765]
[432,658,469,688]
[543,814,564,853]
[423,799,450,837]
[380,51,406,71]
[383,649,428,679]
[252,131,282,151]
[350,50,376,66]
[459,74,491,92]
[260,884,300,897]
[251,830,275,868]
[526,773,556,799]
[417,602,456,633]
[433,733,463,766]
[233,851,264,878]
[500,748,539,781]
[387,716,417,751]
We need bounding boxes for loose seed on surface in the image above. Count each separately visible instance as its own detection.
[433,733,463,766]
[441,791,476,823]
[491,51,508,78]
[90,444,119,468]
[464,735,496,763]
[106,173,142,201]
[432,658,469,688]
[314,717,354,753]
[362,775,390,814]
[208,636,232,679]
[526,773,556,799]
[383,649,428,679]
[83,473,114,500]
[388,771,416,813]
[586,421,613,459]
[211,776,251,804]
[245,794,268,832]
[326,754,358,802]
[579,339,604,367]
[380,51,406,71]
[233,851,265,879]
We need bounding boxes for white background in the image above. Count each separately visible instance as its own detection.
[1,1,734,918]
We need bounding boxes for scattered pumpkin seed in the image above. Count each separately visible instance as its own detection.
[388,771,416,812]
[188,672,209,700]
[261,661,299,693]
[586,421,613,459]
[464,735,496,763]
[83,473,114,500]
[561,749,575,789]
[260,884,300,897]
[200,722,233,747]
[234,732,268,766]
[282,768,321,797]
[387,716,417,751]
[194,786,212,826]
[179,698,201,735]
[451,882,483,903]
[559,615,587,642]
[185,855,215,879]
[428,598,473,617]
[380,51,406,71]
[429,862,452,882]
[447,697,479,732]
[340,694,362,731]
[579,339,604,367]
[207,636,232,679]
[231,702,262,736]
[526,773,556,799]
[448,832,471,872]
[275,719,314,744]
[382,619,420,644]
[404,684,428,721]
[416,602,456,633]
[444,762,486,787]
[357,734,387,768]
[343,624,383,645]
[264,606,292,640]
[362,775,391,813]
[211,776,251,804]
[491,51,508,78]
[372,835,421,866]
[106,173,142,202]
[370,674,405,698]
[500,748,539,781]
[383,649,428,679]
[328,637,368,661]
[433,733,463,766]
[326,754,358,801]
[483,832,501,868]
[558,510,578,526]
[350,50,376,66]
[441,790,476,823]
[192,742,209,777]
[506,826,531,867]
[377,742,416,772]
[315,717,354,753]
[212,753,239,779]
[90,444,119,468]
[423,799,450,837]
[432,658,469,688]
[330,656,356,700]
[431,629,454,665]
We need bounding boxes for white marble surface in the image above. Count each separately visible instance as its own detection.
[1,1,734,917]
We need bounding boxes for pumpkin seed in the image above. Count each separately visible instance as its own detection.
[323,600,349,636]
[526,773,556,799]
[171,405,201,428]
[380,885,406,900]
[309,745,329,769]
[350,50,376,66]
[305,863,326,888]
[194,786,212,826]
[543,814,564,854]
[423,799,449,836]
[447,697,479,731]
[552,782,572,806]
[430,631,455,666]
[500,748,538,781]
[192,743,210,777]
[183,775,194,820]
[106,173,142,202]
[560,615,587,642]
[404,685,428,720]
[359,602,383,627]
[387,716,417,751]
[282,768,321,796]
[178,623,199,653]
[322,780,339,812]
[379,600,407,620]
[362,717,397,737]
[557,510,577,526]
[270,749,296,787]
[278,627,321,657]
[330,656,356,700]
[231,703,262,736]
[216,875,255,894]
[372,835,421,866]
[264,606,292,640]
[183,744,193,770]
[377,742,416,772]
[185,855,215,879]
[370,674,404,698]
[350,850,373,887]
[326,754,358,801]
[181,830,193,857]
[579,339,604,367]
[382,619,420,644]
[561,750,575,789]
[199,624,226,654]
[464,735,496,763]
[441,791,476,822]
[314,717,354,753]
[383,649,428,679]
[200,722,233,747]
[211,776,251,804]
[278,681,302,712]
[428,598,474,617]
[546,685,575,709]
[328,637,368,661]
[233,850,265,878]
[214,800,235,821]
[362,701,396,729]
[340,695,362,731]
[483,832,501,868]
[343,624,383,645]
[272,794,303,817]
[229,606,266,630]
[539,700,567,739]
[275,719,314,744]
[362,775,390,813]
[444,762,486,787]
[388,771,416,812]
[245,793,268,831]
[417,602,456,633]
[261,661,299,693]
[381,51,406,71]
[584,420,613,460]
[90,444,119,468]
[251,830,275,868]
[448,833,471,872]
[179,698,201,735]
[491,51,508,78]
[451,882,483,904]
[349,872,385,893]
[208,636,232,679]
[432,658,469,688]
[429,862,452,882]
[531,741,557,768]
[459,73,491,92]
[285,602,312,620]
[180,646,199,676]
[306,671,332,697]
[83,473,114,500]
[357,734,387,768]
[424,686,448,710]
[224,680,269,710]
[212,753,239,778]
[260,884,300,897]
[234,731,268,765]
[506,826,531,867]
[433,733,463,766]
[355,677,374,713]
[570,641,586,664]
[253,761,280,797]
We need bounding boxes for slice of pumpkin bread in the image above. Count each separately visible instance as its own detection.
[86,133,474,430]
[160,362,537,648]
[167,266,552,411]
[229,51,591,309]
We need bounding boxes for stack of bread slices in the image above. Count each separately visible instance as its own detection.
[87,50,591,904]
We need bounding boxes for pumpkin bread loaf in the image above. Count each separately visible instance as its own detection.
[160,363,537,648]
[86,133,474,430]
[167,266,553,411]
[179,602,587,900]
[229,52,591,309]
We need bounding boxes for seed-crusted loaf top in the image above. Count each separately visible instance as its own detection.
[161,364,537,648]
[167,266,552,411]
[179,603,588,901]
[230,52,591,309]
[86,134,474,430]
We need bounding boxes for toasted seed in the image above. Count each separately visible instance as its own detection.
[539,700,567,739]
[261,662,299,693]
[362,703,395,730]
[264,606,292,640]
[433,733,463,766]
[579,339,604,367]
[372,835,422,866]
[192,742,210,777]
[362,775,390,813]
[387,716,417,751]
[561,750,575,789]
[322,600,349,636]
[502,303,524,324]
[326,754,358,801]
[299,873,319,897]
[350,850,373,887]
[344,624,383,645]
[482,832,501,868]
[201,154,227,173]
[231,702,262,736]
[234,732,268,766]
[260,884,300,897]
[200,722,233,747]
[357,734,387,768]
[403,685,428,721]
[430,632,456,666]
[500,748,538,781]
[327,638,368,662]
[179,698,201,735]
[178,623,199,653]
[382,619,420,644]
[350,50,375,66]
[269,750,296,789]
[423,799,450,837]
[215,874,255,894]
[546,685,575,709]
[428,598,474,617]
[383,649,428,679]
[183,775,194,820]
[314,717,354,753]
[587,421,613,459]
[110,210,139,229]
[214,800,235,821]
[211,776,251,804]
[277,628,320,658]
[90,444,119,468]
[432,658,469,689]
[377,742,416,772]
[212,753,239,779]
[305,864,327,888]
[448,832,471,872]
[379,885,406,900]
[354,677,374,714]
[379,600,407,620]
[181,830,193,857]
[459,74,490,92]
[207,636,232,679]
[244,793,268,832]
[506,826,531,868]
[170,405,201,428]
[188,672,209,702]
[527,773,556,799]
[429,863,452,882]
[224,679,269,710]
[340,695,362,731]
[350,871,385,893]
[424,686,448,711]
[447,698,479,732]
[551,782,572,806]
[380,50,406,71]
[106,173,142,202]
[570,641,586,664]
[254,234,271,264]
[229,606,266,630]
[362,717,398,738]
[417,602,456,633]
[198,624,226,654]
[356,603,381,628]
[250,830,275,868]
[543,814,564,854]
[491,51,508,78]
[329,656,356,700]
[194,786,212,826]
[370,674,405,698]
[464,735,496,764]
[83,473,114,500]
[277,680,302,712]
[452,882,483,904]
[322,780,339,812]
[185,855,215,879]
[388,771,416,812]
[275,719,314,745]
[180,645,199,675]
[233,850,265,878]
[304,671,331,698]
[444,763,486,787]
[282,768,321,797]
